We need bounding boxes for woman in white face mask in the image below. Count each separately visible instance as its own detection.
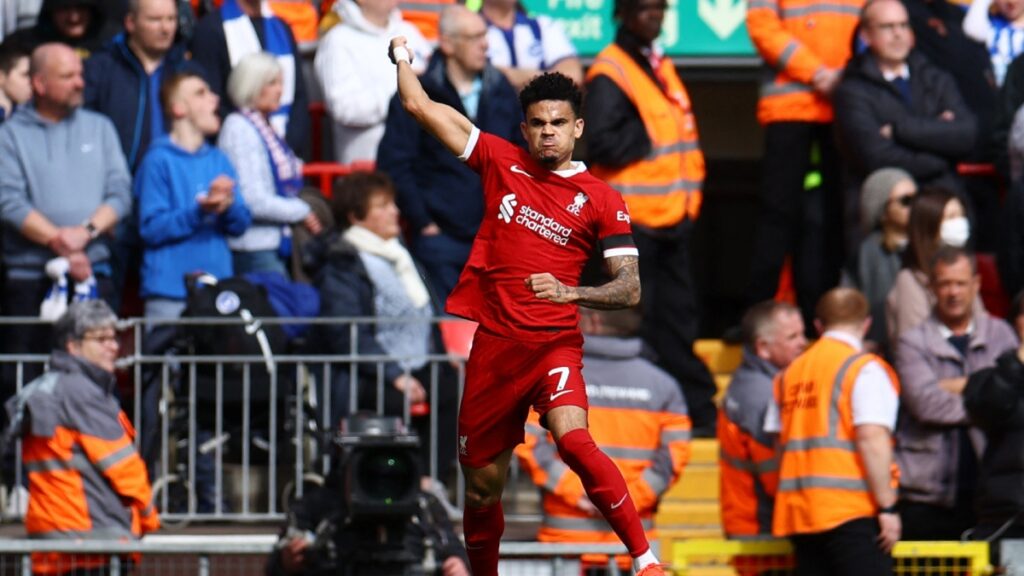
[886,187,976,347]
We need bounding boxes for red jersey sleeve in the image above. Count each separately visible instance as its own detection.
[595,187,639,259]
[461,128,516,174]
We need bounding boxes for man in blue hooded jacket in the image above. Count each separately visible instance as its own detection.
[85,0,205,172]
[84,0,206,311]
[376,5,521,302]
[134,70,250,501]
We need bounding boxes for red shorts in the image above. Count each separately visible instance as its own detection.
[457,328,587,468]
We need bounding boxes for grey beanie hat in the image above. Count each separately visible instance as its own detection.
[860,167,913,233]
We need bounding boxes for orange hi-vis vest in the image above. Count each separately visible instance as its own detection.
[515,365,691,568]
[269,0,320,48]
[772,337,900,536]
[746,0,863,124]
[398,0,455,41]
[718,409,779,537]
[586,44,705,228]
[11,361,160,575]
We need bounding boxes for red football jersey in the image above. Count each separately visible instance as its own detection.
[445,129,638,339]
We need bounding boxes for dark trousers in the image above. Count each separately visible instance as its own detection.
[412,231,472,306]
[747,122,844,331]
[634,220,717,431]
[790,517,894,576]
[899,500,976,541]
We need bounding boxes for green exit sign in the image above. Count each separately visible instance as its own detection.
[520,0,756,57]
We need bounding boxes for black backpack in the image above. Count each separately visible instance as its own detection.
[182,275,289,428]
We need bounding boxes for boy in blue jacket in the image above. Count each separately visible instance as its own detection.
[133,71,250,503]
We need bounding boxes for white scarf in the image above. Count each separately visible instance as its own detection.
[343,225,430,308]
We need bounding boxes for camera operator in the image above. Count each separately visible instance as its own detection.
[266,414,470,576]
[963,292,1024,556]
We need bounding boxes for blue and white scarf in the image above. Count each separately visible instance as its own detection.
[221,0,296,137]
[240,107,303,257]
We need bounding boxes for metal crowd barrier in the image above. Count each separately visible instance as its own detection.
[672,538,994,575]
[0,315,487,526]
[0,537,632,575]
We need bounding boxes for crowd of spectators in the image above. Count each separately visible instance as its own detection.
[5,0,1024,563]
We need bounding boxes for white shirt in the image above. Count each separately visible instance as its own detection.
[764,331,900,433]
[484,13,577,72]
[314,0,432,164]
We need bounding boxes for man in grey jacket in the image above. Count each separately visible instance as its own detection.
[0,42,131,395]
[895,245,1018,540]
[719,300,806,538]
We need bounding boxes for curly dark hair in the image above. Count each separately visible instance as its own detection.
[519,72,582,118]
[331,170,395,228]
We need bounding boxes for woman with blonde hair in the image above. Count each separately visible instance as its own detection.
[218,51,321,276]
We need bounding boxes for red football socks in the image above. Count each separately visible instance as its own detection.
[463,501,504,576]
[556,428,650,557]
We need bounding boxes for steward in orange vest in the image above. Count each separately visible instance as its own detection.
[585,42,703,227]
[3,302,159,575]
[744,0,856,333]
[770,288,900,576]
[515,309,691,570]
[583,0,717,435]
[719,301,806,538]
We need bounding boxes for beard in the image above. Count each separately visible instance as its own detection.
[536,148,560,167]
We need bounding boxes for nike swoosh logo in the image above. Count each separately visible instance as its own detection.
[549,389,574,401]
[510,164,534,178]
[610,493,628,510]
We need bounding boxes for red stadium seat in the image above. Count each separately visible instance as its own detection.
[977,252,1010,319]
[302,161,375,199]
[439,319,478,359]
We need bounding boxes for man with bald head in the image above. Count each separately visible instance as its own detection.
[377,4,522,302]
[834,0,976,210]
[766,287,901,575]
[0,42,131,395]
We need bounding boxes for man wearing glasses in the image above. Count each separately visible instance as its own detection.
[834,0,976,226]
[4,300,159,574]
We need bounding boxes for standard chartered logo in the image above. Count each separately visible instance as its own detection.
[498,193,518,223]
[497,193,574,246]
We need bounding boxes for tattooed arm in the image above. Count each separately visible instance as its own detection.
[526,255,640,310]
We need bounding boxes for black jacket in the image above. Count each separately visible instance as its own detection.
[376,53,523,240]
[964,350,1024,526]
[903,0,997,162]
[6,0,116,57]
[834,50,977,187]
[307,234,406,387]
[583,27,660,168]
[188,8,310,158]
[994,54,1024,177]
[84,34,206,170]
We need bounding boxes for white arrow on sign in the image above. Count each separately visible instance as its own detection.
[697,0,747,40]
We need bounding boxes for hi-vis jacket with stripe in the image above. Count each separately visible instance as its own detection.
[398,0,454,40]
[718,351,780,538]
[586,43,705,227]
[771,337,899,536]
[515,336,691,558]
[4,351,159,574]
[746,0,863,124]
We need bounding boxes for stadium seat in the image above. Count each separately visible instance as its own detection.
[302,161,375,199]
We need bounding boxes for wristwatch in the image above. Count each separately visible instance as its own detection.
[878,504,898,515]
[83,220,100,240]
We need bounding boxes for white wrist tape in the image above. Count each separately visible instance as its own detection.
[393,46,411,64]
